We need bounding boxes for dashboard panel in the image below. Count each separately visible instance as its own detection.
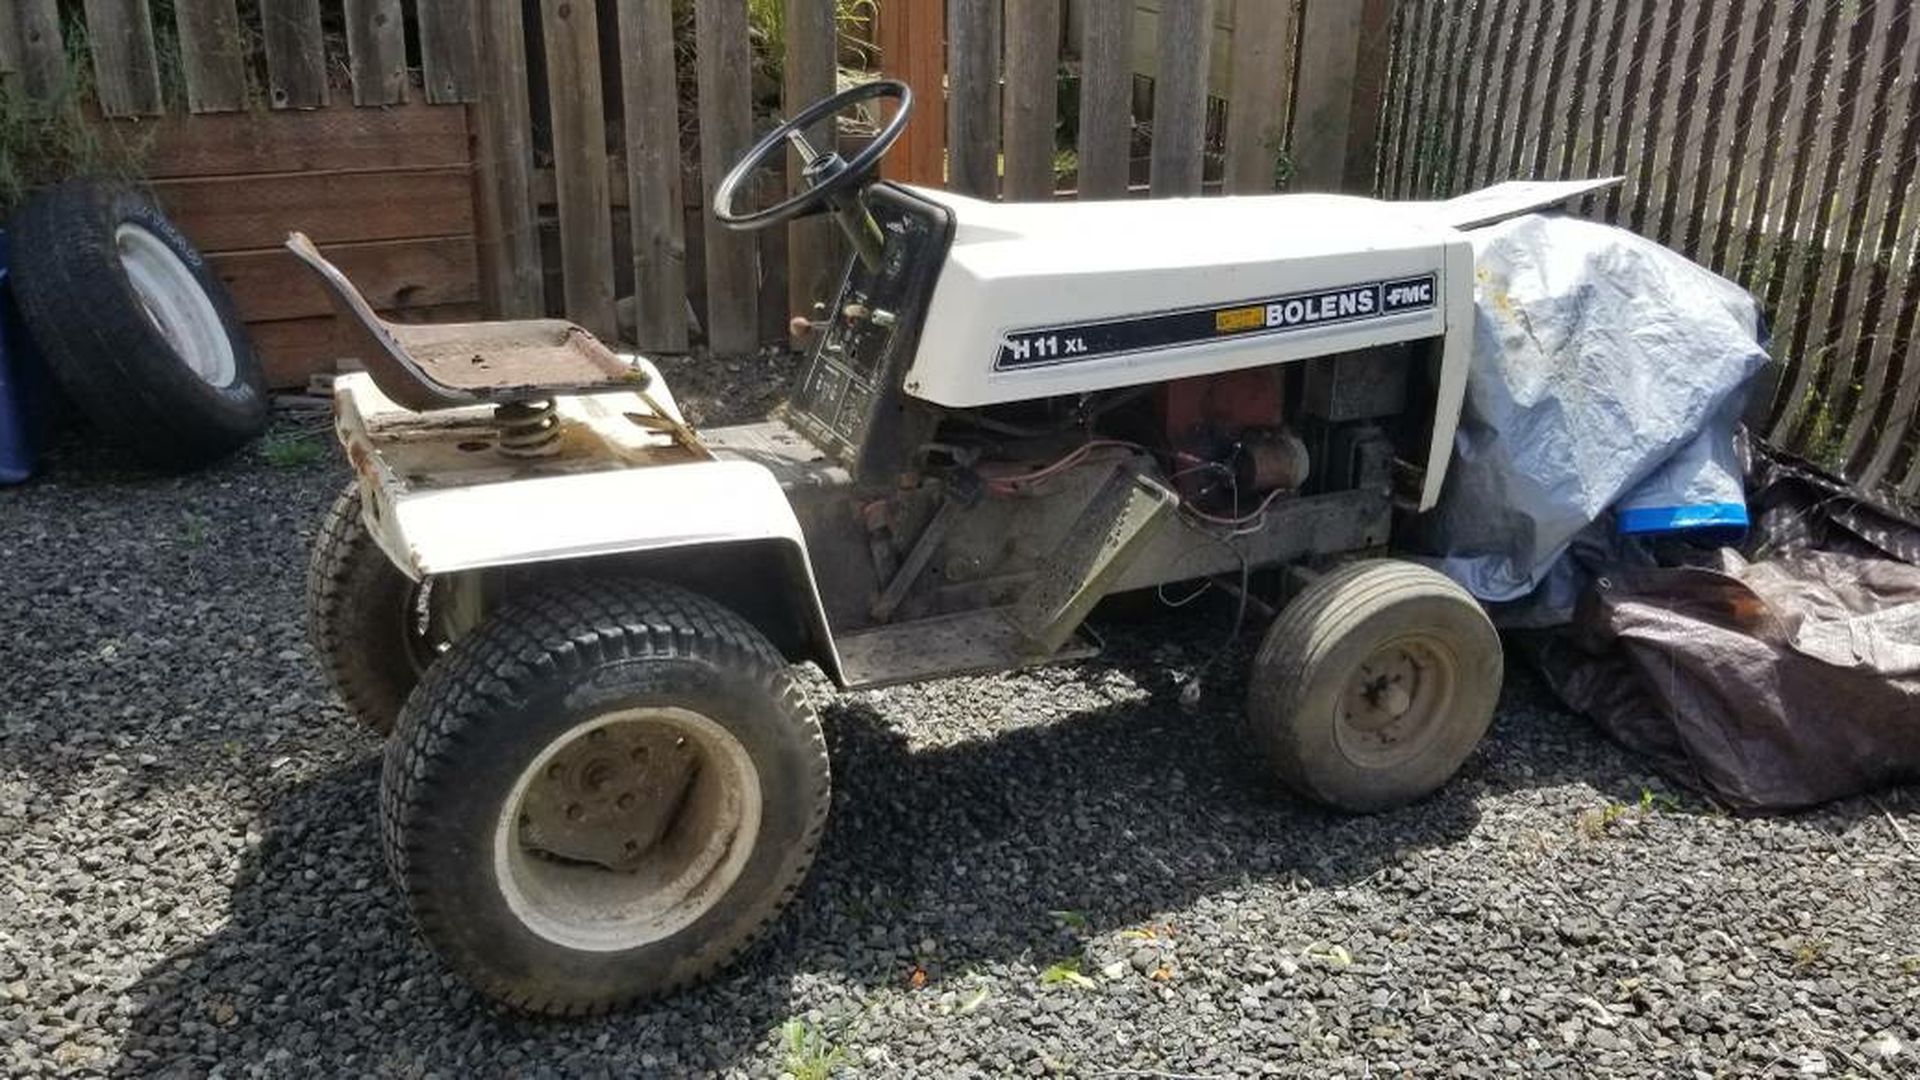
[785,184,952,482]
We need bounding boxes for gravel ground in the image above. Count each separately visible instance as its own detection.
[4,385,1919,1078]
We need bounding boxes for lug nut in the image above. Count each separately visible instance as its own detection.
[565,803,583,821]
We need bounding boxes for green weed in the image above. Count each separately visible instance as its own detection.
[261,433,324,468]
[778,1018,844,1080]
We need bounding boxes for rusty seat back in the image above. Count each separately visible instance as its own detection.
[285,231,642,411]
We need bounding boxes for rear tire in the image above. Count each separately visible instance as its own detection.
[1247,560,1502,812]
[381,578,830,1015]
[9,180,267,469]
[305,482,428,735]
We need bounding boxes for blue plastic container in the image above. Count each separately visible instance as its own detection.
[0,229,43,484]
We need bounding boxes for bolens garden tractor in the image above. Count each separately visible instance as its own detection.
[298,82,1606,1014]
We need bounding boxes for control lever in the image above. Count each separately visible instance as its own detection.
[789,301,830,341]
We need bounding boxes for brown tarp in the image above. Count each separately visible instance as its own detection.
[1523,448,1920,810]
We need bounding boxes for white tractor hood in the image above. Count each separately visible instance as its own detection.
[901,187,1471,409]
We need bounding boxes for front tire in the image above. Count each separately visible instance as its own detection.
[1247,560,1502,813]
[381,578,830,1015]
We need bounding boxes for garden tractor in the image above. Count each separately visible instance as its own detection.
[297,81,1611,1014]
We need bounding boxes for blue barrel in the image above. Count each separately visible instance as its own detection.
[0,229,42,484]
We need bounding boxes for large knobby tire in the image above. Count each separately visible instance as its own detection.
[9,180,267,469]
[306,482,430,735]
[1247,560,1502,813]
[381,578,831,1015]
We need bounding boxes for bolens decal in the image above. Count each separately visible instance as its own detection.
[997,273,1439,370]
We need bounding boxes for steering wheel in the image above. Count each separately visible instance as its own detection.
[712,79,913,231]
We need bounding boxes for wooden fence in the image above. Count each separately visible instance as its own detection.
[1377,0,1920,498]
[1,0,1389,387]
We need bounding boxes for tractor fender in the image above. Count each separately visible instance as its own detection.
[357,460,844,684]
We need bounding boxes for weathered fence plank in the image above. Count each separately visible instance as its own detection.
[1500,0,1553,181]
[878,0,947,186]
[785,0,838,316]
[172,0,248,112]
[1339,0,1395,191]
[343,0,408,105]
[695,0,758,353]
[1812,1,1904,453]
[1003,0,1063,201]
[948,0,1001,198]
[1856,26,1920,485]
[1761,0,1847,440]
[1076,0,1133,199]
[81,0,163,116]
[214,237,478,323]
[472,0,543,317]
[1381,0,1430,196]
[0,9,18,82]
[13,0,65,102]
[1665,0,1732,251]
[1291,0,1364,192]
[260,0,328,109]
[1379,0,1920,491]
[150,169,473,249]
[418,0,479,103]
[1224,0,1297,194]
[541,0,618,338]
[1149,0,1213,196]
[1687,0,1755,268]
[132,101,467,175]
[619,0,690,351]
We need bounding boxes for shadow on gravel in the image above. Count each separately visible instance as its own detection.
[111,626,1701,1075]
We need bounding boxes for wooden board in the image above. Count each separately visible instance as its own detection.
[540,0,618,338]
[150,169,475,249]
[14,0,66,101]
[417,0,479,103]
[947,0,1001,198]
[248,302,483,388]
[1222,0,1296,195]
[1076,0,1133,200]
[878,0,946,186]
[210,236,479,323]
[1338,0,1394,193]
[127,103,470,178]
[81,0,164,116]
[619,0,690,350]
[260,0,329,109]
[695,0,758,354]
[0,8,17,80]
[0,6,17,79]
[343,0,408,106]
[1129,0,1234,98]
[470,0,543,318]
[1289,0,1364,192]
[1003,0,1063,201]
[784,0,840,318]
[172,0,248,112]
[1149,0,1212,196]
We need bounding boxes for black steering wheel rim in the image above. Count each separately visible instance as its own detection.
[712,79,913,231]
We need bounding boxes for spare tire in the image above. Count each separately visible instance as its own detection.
[9,180,267,469]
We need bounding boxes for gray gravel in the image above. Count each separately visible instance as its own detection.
[3,402,1919,1078]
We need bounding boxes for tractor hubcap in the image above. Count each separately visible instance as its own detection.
[1333,635,1458,770]
[494,707,761,952]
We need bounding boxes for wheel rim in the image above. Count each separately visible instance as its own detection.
[493,707,762,952]
[1332,633,1459,770]
[114,223,237,388]
[396,578,445,677]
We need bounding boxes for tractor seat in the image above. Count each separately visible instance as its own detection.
[285,231,645,412]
